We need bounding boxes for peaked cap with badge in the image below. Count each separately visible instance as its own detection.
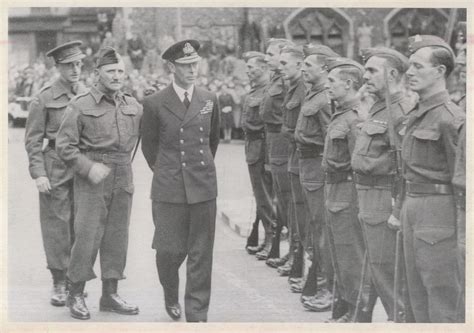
[162,39,202,64]
[46,40,86,64]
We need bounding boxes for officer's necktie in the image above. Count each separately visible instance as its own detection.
[183,91,191,109]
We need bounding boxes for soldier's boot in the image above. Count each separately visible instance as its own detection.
[354,281,378,322]
[246,216,262,254]
[266,251,288,268]
[256,232,274,260]
[49,269,67,307]
[326,286,349,322]
[266,222,282,259]
[298,261,318,296]
[66,281,90,320]
[288,242,304,279]
[99,279,139,315]
[303,287,333,312]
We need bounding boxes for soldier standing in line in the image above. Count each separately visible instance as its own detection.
[261,38,294,268]
[241,51,275,260]
[352,47,414,321]
[278,45,307,282]
[295,44,338,312]
[400,35,465,322]
[24,41,87,307]
[56,48,141,320]
[141,40,220,322]
[322,58,366,322]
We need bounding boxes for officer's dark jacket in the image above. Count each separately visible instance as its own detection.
[25,79,87,179]
[141,84,220,204]
[401,90,464,184]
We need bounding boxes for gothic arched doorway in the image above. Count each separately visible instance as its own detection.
[283,8,354,58]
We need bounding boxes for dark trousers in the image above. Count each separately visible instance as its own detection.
[67,162,133,283]
[299,156,332,288]
[401,194,460,322]
[356,186,404,320]
[246,137,274,236]
[39,148,74,271]
[152,199,216,322]
[325,181,365,306]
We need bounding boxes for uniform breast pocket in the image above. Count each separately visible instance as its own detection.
[45,102,69,131]
[120,105,140,137]
[246,97,263,122]
[409,128,443,167]
[356,122,388,157]
[81,108,113,139]
[328,127,348,163]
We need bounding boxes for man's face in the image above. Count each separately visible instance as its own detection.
[406,48,443,93]
[278,52,301,81]
[264,44,281,71]
[363,56,387,95]
[302,55,325,84]
[57,60,83,84]
[246,58,264,83]
[97,59,125,93]
[170,61,199,89]
[325,68,349,100]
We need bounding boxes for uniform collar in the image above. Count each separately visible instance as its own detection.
[250,78,269,91]
[90,85,125,104]
[271,71,283,82]
[370,91,404,115]
[51,78,72,99]
[172,81,194,103]
[414,90,450,118]
[333,97,359,118]
[306,82,326,99]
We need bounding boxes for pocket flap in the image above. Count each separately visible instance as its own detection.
[82,108,109,117]
[327,201,351,213]
[364,123,388,136]
[412,128,440,141]
[286,100,300,110]
[247,97,263,107]
[45,101,69,109]
[123,185,135,194]
[414,227,455,245]
[302,104,319,116]
[329,128,347,140]
[359,213,388,225]
[121,105,138,116]
[268,85,283,97]
[302,181,324,192]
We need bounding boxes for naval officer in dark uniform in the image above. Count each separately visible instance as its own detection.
[141,40,220,322]
[24,40,86,307]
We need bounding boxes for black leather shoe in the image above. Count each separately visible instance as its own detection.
[50,280,67,306]
[67,293,90,320]
[165,302,182,320]
[100,294,139,315]
[255,249,270,260]
[246,244,264,255]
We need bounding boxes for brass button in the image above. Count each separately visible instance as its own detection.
[180,139,184,144]
[182,162,186,167]
[201,161,205,165]
[180,128,184,133]
[200,138,203,143]
[181,151,185,156]
[200,150,204,154]
[199,127,203,131]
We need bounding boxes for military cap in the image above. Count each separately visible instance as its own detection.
[303,44,339,58]
[243,51,265,62]
[96,47,122,68]
[361,47,409,72]
[325,57,364,73]
[46,40,85,64]
[162,39,201,64]
[407,34,455,58]
[280,45,304,59]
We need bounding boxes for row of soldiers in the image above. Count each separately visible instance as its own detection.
[240,31,466,322]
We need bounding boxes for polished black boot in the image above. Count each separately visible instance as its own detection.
[66,281,90,320]
[50,269,67,307]
[267,222,282,259]
[100,279,139,315]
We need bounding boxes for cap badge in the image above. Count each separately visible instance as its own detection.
[183,42,195,56]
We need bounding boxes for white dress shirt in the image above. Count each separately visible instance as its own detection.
[173,81,194,103]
